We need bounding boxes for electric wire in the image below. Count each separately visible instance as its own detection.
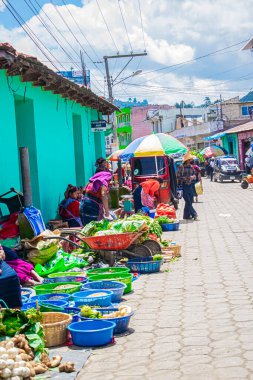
[61,0,103,64]
[136,39,250,77]
[3,0,62,71]
[137,0,146,52]
[33,0,85,65]
[23,0,81,71]
[95,0,119,53]
[50,0,104,92]
[118,0,133,52]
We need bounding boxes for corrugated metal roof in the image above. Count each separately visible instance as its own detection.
[226,120,253,134]
[240,91,253,103]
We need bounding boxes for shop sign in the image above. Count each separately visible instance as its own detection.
[91,120,106,132]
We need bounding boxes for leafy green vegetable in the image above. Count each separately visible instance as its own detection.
[153,254,163,261]
[80,306,102,319]
[81,220,110,236]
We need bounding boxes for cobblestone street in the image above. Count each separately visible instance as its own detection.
[79,179,253,380]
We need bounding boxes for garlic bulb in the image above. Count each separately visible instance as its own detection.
[14,355,21,363]
[0,359,6,369]
[0,347,6,355]
[6,359,15,369]
[10,377,22,380]
[1,367,12,378]
[7,348,19,359]
[5,341,14,350]
[1,354,9,361]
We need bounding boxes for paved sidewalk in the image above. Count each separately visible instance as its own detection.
[78,179,253,380]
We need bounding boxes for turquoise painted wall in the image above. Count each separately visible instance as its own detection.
[0,70,106,222]
[222,134,239,160]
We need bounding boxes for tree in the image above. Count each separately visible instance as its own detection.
[204,96,211,107]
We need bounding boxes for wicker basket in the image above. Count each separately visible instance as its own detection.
[168,245,181,257]
[162,245,181,258]
[42,312,72,347]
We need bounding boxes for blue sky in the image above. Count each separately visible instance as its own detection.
[0,0,253,105]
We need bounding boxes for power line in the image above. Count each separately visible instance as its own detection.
[33,0,85,65]
[23,0,81,70]
[95,0,119,54]
[3,0,61,71]
[137,39,250,77]
[50,1,104,76]
[61,0,103,64]
[118,0,133,52]
[137,0,146,52]
[50,0,104,92]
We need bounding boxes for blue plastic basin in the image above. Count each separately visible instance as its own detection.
[39,300,68,308]
[21,301,37,311]
[38,293,71,302]
[82,281,126,303]
[68,320,115,347]
[73,290,113,307]
[80,307,134,334]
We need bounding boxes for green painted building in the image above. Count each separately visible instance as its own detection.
[0,44,116,222]
[221,133,239,159]
[115,107,132,149]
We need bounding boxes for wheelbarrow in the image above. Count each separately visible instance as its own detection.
[43,230,161,259]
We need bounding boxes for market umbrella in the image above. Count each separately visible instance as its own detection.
[107,149,124,162]
[199,145,228,158]
[119,133,188,160]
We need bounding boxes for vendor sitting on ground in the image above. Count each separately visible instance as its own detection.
[59,185,82,227]
[133,179,162,213]
[80,171,112,225]
[1,246,43,286]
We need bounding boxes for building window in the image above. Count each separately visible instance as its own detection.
[242,106,248,116]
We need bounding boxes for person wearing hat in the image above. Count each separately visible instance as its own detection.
[177,152,198,220]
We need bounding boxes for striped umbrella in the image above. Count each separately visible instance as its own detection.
[107,149,124,162]
[199,145,228,158]
[120,133,188,160]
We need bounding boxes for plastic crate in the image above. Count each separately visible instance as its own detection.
[73,290,113,307]
[161,222,180,231]
[127,257,162,274]
[83,281,126,303]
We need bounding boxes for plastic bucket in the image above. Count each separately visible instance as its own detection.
[86,267,130,277]
[73,290,113,307]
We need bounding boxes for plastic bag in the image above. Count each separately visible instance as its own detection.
[195,181,203,195]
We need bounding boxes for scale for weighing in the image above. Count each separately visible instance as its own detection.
[121,194,134,213]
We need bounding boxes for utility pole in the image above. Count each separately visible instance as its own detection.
[220,94,223,121]
[80,51,87,87]
[103,52,147,103]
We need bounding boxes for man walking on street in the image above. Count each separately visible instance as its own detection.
[177,152,198,220]
[209,157,215,181]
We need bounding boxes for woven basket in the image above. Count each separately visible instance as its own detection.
[168,245,181,257]
[41,312,72,347]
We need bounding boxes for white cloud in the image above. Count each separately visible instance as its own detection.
[0,1,6,12]
[0,0,252,104]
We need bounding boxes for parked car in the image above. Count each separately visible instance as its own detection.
[213,156,242,183]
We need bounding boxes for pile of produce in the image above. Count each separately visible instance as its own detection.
[155,216,178,225]
[81,215,162,239]
[156,204,177,219]
[0,309,75,379]
[0,337,75,378]
[80,305,132,319]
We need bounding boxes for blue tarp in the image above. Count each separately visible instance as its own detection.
[204,132,227,141]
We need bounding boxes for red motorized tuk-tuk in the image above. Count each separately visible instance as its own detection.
[130,155,177,204]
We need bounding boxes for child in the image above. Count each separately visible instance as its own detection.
[2,246,43,286]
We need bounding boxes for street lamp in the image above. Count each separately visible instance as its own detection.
[112,70,142,86]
